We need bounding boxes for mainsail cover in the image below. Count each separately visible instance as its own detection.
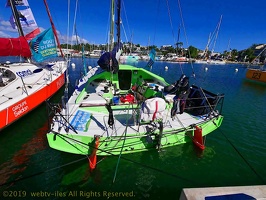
[29,28,57,62]
[0,36,31,57]
[97,42,122,73]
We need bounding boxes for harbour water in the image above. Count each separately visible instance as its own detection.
[0,58,266,199]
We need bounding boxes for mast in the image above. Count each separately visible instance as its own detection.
[43,0,64,58]
[116,0,121,45]
[211,15,223,55]
[204,32,211,59]
[109,0,115,51]
[9,0,24,37]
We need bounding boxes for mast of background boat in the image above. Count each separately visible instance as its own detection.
[43,0,64,58]
[211,15,222,56]
[226,38,231,60]
[44,0,68,123]
[109,0,115,51]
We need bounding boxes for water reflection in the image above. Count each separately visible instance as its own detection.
[0,122,48,188]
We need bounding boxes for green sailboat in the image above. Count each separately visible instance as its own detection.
[46,0,224,157]
[47,64,224,156]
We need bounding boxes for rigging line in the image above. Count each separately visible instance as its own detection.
[76,0,85,40]
[1,136,200,187]
[51,132,201,185]
[211,15,223,54]
[71,0,79,47]
[121,0,131,40]
[121,21,129,42]
[249,46,266,66]
[74,24,79,46]
[66,0,70,52]
[0,156,87,187]
[176,0,196,79]
[64,0,71,109]
[216,128,265,184]
[165,0,176,45]
[46,101,78,134]
[152,0,161,45]
[0,132,105,187]
[199,87,215,113]
[112,105,130,184]
[105,1,111,47]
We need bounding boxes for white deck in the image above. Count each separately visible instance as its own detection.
[0,61,66,109]
[179,185,266,200]
[61,106,204,137]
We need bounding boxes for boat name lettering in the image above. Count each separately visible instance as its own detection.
[16,69,33,78]
[12,100,29,117]
[56,76,64,89]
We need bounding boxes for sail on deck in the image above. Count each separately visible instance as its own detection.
[0,36,31,57]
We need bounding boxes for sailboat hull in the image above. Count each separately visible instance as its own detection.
[246,68,266,83]
[46,65,224,156]
[0,61,67,130]
[47,114,223,156]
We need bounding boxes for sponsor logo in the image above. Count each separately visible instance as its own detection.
[12,100,29,117]
[16,69,33,78]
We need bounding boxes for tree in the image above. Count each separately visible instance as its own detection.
[245,48,255,62]
[230,49,238,61]
[187,46,198,58]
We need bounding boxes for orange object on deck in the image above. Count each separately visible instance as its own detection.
[193,126,205,150]
[89,136,100,171]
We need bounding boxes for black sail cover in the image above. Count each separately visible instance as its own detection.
[97,43,122,74]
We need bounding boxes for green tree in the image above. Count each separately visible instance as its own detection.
[230,49,238,61]
[187,46,198,58]
[245,48,255,62]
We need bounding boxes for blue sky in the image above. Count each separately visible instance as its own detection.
[0,0,265,53]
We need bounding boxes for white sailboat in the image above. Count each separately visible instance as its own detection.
[196,15,226,65]
[0,0,67,130]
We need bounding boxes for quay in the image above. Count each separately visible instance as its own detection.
[179,185,266,200]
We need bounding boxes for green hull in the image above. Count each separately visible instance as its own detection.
[47,115,223,156]
[47,64,225,156]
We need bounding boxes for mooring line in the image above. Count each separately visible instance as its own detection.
[217,127,265,184]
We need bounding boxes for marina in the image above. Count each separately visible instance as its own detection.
[0,0,266,199]
[0,58,266,199]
